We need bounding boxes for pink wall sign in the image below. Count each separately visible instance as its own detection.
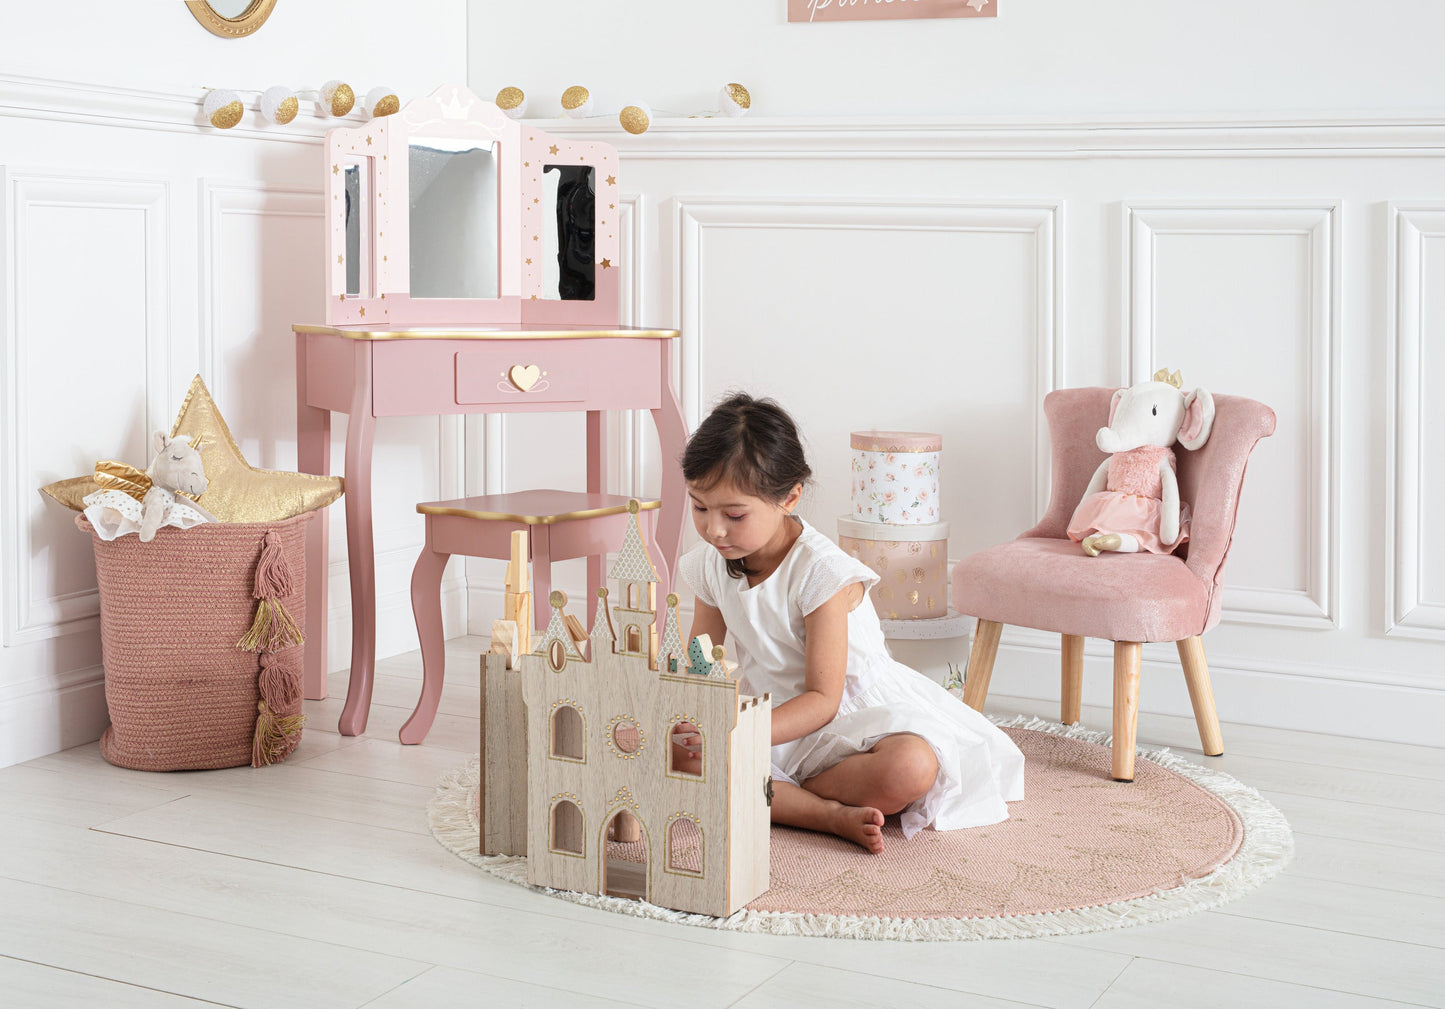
[788,0,995,23]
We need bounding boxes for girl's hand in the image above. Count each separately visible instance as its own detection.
[670,721,703,775]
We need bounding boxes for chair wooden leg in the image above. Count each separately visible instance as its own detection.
[962,619,1003,712]
[1061,634,1084,724]
[1177,636,1224,756]
[1111,641,1142,781]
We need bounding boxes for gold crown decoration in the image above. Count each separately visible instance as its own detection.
[1152,367,1183,388]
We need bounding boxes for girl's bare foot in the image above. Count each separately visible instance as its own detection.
[829,802,886,853]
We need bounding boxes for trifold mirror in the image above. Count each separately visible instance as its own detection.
[325,84,619,327]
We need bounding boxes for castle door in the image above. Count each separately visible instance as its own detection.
[600,809,649,901]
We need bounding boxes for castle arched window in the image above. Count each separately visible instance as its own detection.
[668,717,703,779]
[666,815,703,877]
[550,798,584,855]
[551,703,585,761]
[625,624,641,654]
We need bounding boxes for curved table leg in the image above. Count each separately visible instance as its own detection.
[651,341,688,597]
[338,351,376,737]
[401,541,449,745]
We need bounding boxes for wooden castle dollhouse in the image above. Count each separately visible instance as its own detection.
[480,503,773,917]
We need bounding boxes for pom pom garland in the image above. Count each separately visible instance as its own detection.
[202,88,244,129]
[259,85,298,125]
[363,86,400,118]
[496,86,528,119]
[318,79,355,117]
[561,85,593,118]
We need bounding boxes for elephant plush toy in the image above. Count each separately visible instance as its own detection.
[1067,369,1215,557]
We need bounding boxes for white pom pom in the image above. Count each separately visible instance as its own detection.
[496,86,527,119]
[202,88,244,129]
[364,86,399,118]
[718,82,751,117]
[560,85,592,118]
[318,80,355,117]
[260,85,298,125]
[618,102,651,135]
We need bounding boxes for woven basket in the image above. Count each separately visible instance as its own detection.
[80,512,311,771]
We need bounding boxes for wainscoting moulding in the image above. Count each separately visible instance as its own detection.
[672,195,1062,522]
[1386,202,1445,641]
[2,169,173,648]
[1122,201,1341,632]
[9,73,1445,155]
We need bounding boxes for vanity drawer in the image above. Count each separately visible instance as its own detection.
[454,346,588,407]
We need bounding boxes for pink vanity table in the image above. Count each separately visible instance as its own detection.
[294,322,686,734]
[300,85,680,734]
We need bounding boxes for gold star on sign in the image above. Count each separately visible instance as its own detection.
[358,307,366,317]
[606,175,616,186]
[549,145,559,155]
[600,258,612,269]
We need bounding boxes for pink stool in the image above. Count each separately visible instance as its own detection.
[402,490,659,744]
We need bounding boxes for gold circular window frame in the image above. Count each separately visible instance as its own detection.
[185,0,279,38]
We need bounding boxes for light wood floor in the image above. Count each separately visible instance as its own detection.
[3,635,1441,1009]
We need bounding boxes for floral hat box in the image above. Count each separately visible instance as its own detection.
[849,430,941,526]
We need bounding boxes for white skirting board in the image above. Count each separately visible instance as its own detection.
[888,636,1445,750]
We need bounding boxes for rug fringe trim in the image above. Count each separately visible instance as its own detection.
[426,713,1293,942]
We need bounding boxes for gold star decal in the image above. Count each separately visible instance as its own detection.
[337,254,343,264]
[530,294,538,300]
[606,175,616,186]
[525,258,532,264]
[600,258,612,269]
[524,161,530,167]
[332,164,339,174]
[609,204,615,209]
[549,145,559,155]
[358,307,366,317]
[365,135,372,145]
[533,235,539,241]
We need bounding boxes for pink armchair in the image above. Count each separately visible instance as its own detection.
[951,388,1276,780]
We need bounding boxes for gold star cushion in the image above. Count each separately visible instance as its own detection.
[170,375,343,522]
[39,375,344,521]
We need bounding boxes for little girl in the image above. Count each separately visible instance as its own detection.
[677,393,1025,854]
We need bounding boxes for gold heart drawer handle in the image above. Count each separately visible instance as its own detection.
[508,364,542,392]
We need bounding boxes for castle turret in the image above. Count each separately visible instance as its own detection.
[608,500,659,663]
[657,593,686,674]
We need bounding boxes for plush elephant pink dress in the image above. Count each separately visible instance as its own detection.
[1066,444,1191,554]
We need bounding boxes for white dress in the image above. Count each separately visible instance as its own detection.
[678,518,1025,837]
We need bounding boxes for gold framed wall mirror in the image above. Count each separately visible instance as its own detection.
[185,0,279,38]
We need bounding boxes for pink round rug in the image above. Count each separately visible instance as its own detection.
[428,716,1292,940]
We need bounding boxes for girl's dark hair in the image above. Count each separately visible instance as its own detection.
[683,392,812,579]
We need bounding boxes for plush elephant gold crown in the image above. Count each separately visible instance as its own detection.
[1152,368,1183,388]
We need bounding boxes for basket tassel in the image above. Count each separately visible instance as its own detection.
[253,652,306,767]
[238,529,303,652]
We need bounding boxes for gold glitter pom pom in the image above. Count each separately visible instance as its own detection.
[210,100,243,129]
[561,85,590,111]
[330,83,355,117]
[724,82,751,109]
[272,96,298,124]
[618,103,651,135]
[496,86,525,110]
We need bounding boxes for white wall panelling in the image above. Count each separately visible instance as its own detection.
[3,170,171,647]
[1387,204,1445,640]
[1123,202,1340,630]
[673,197,1061,529]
